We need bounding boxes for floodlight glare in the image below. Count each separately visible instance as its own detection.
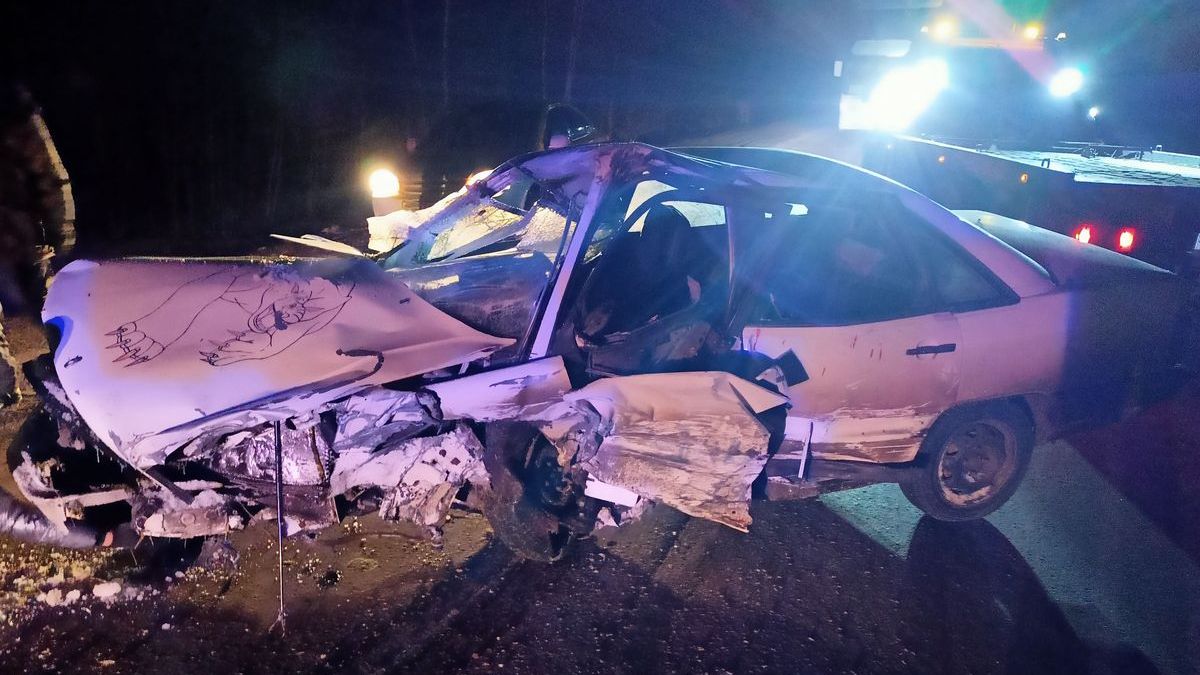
[866,59,949,131]
[368,168,401,198]
[1049,67,1084,98]
[931,18,956,41]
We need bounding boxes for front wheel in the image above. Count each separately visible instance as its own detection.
[900,402,1033,521]
[478,423,596,562]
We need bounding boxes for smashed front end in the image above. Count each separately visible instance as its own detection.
[20,143,798,559]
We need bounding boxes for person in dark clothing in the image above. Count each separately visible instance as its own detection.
[0,83,75,406]
[0,85,140,549]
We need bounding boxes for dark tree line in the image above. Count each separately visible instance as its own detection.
[0,1,854,252]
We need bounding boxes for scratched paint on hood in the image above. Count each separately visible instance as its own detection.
[44,257,512,468]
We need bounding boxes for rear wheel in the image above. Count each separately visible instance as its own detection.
[900,402,1033,521]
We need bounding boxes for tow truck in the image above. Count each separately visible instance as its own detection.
[861,137,1200,278]
[831,4,1200,279]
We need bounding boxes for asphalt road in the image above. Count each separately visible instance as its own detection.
[1,322,1198,674]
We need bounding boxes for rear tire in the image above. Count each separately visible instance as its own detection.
[900,402,1033,521]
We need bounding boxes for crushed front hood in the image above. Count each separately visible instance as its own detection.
[44,257,512,468]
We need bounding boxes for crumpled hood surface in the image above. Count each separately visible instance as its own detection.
[44,257,512,468]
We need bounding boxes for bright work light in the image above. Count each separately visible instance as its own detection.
[866,59,949,131]
[1049,67,1084,98]
[368,168,401,199]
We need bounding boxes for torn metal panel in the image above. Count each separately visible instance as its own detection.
[44,257,512,468]
[12,451,131,535]
[563,372,788,531]
[531,400,599,468]
[329,423,486,528]
[332,388,435,451]
[203,420,332,485]
[0,489,99,549]
[425,356,572,422]
[583,476,640,507]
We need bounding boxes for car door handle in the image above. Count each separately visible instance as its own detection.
[906,343,956,356]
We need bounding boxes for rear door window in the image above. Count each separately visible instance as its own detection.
[902,222,1012,312]
[752,200,930,326]
[746,193,1014,325]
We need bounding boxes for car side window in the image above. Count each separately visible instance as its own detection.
[901,222,1010,311]
[578,181,731,337]
[759,202,929,326]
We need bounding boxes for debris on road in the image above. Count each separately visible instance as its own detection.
[92,581,120,599]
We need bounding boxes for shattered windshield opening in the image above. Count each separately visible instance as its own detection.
[377,171,576,271]
[377,169,582,361]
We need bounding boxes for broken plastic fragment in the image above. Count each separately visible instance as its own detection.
[92,581,121,599]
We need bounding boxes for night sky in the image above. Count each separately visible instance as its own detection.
[1,1,1197,250]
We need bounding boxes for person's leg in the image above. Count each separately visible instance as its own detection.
[0,308,19,407]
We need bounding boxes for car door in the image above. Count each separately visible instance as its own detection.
[736,195,963,464]
[551,177,735,376]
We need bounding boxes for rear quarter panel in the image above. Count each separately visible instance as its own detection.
[953,292,1070,405]
[956,277,1186,432]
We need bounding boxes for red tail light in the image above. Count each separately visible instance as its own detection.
[1117,228,1136,252]
[1074,225,1093,244]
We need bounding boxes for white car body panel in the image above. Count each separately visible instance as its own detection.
[32,143,1189,543]
[746,312,962,463]
[953,294,1070,404]
[44,258,513,468]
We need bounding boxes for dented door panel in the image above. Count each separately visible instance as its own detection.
[744,312,962,463]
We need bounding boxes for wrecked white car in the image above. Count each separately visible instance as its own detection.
[12,142,1195,559]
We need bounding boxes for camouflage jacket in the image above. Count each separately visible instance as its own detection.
[0,83,76,263]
